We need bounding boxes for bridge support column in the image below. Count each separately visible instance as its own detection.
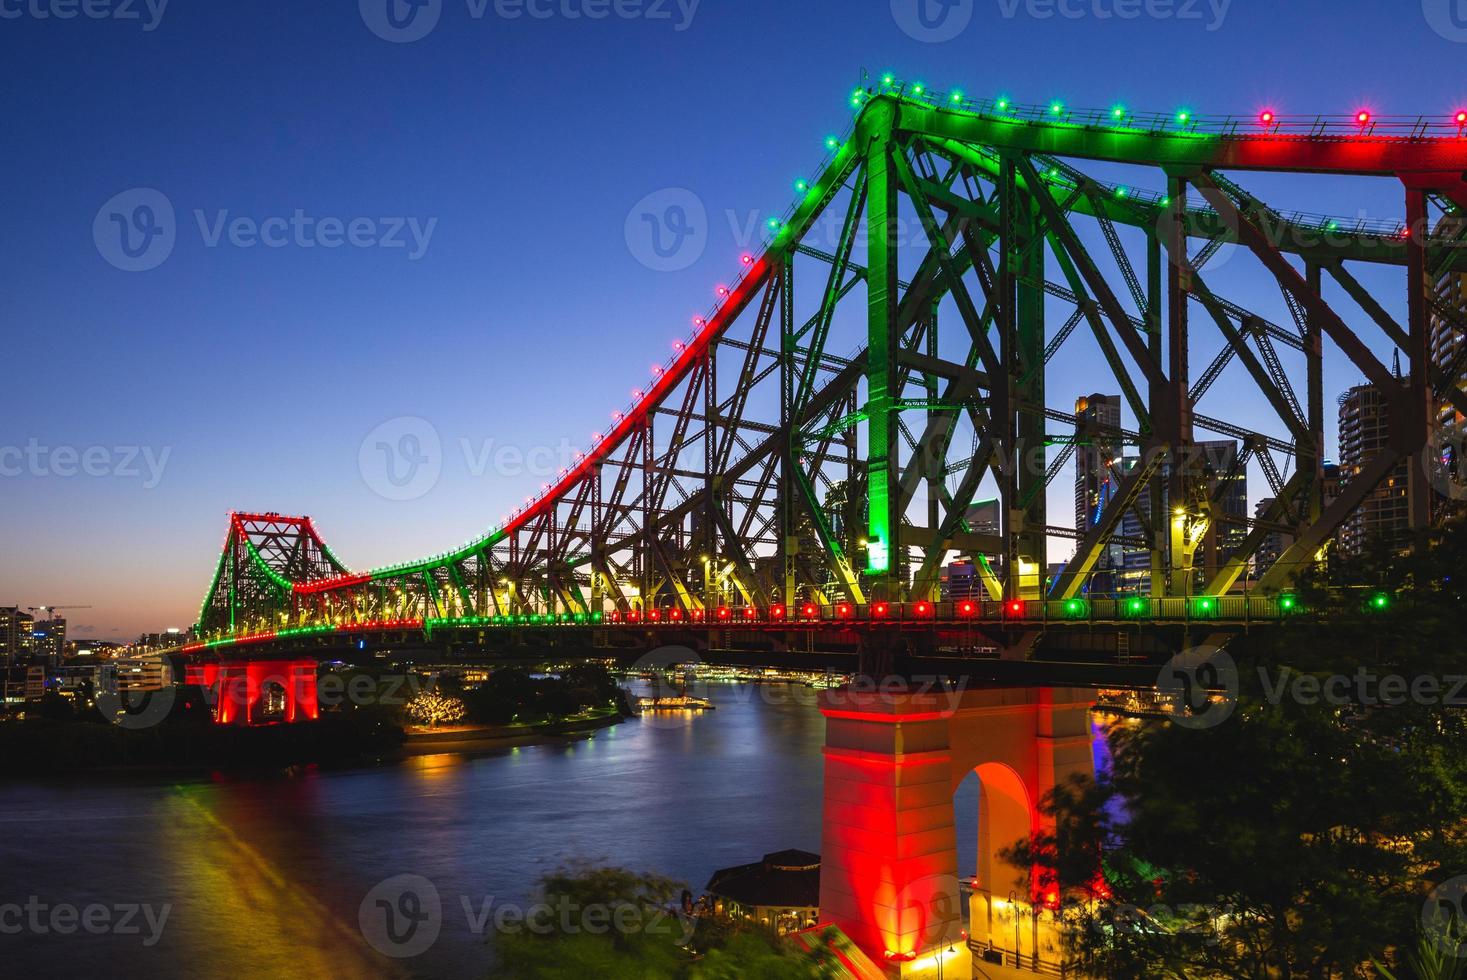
[212,660,319,726]
[818,690,965,978]
[818,686,1095,977]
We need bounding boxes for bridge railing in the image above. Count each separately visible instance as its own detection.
[182,591,1355,650]
[872,79,1467,141]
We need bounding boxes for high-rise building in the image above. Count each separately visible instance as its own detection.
[30,617,66,667]
[136,629,187,651]
[1337,384,1412,557]
[965,498,1000,536]
[1074,394,1122,531]
[101,656,173,695]
[940,559,979,601]
[1196,439,1248,564]
[1074,394,1124,594]
[0,608,34,666]
[1252,497,1293,577]
[1430,214,1467,488]
[1115,456,1152,595]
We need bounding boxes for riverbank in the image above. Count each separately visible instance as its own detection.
[0,707,633,779]
[401,707,627,755]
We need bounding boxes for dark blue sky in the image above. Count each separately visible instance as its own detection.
[2,0,1462,638]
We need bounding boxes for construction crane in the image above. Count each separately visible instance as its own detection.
[26,605,92,620]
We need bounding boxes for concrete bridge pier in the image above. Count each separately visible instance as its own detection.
[817,686,1095,977]
[190,660,320,725]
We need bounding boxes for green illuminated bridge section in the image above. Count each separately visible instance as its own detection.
[189,82,1465,651]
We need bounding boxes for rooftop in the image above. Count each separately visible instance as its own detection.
[706,849,821,910]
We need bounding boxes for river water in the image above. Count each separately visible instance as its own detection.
[0,680,838,979]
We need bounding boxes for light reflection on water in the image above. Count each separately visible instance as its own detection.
[0,680,826,979]
[0,682,1115,978]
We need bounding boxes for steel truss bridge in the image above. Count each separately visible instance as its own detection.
[184,83,1467,664]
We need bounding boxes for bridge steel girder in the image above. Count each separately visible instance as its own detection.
[187,87,1467,659]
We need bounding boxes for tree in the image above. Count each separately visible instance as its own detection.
[34,690,75,721]
[490,865,839,978]
[465,667,539,725]
[405,691,466,727]
[1007,519,1467,978]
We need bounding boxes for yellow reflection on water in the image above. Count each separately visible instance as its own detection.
[157,784,410,980]
[401,752,469,778]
